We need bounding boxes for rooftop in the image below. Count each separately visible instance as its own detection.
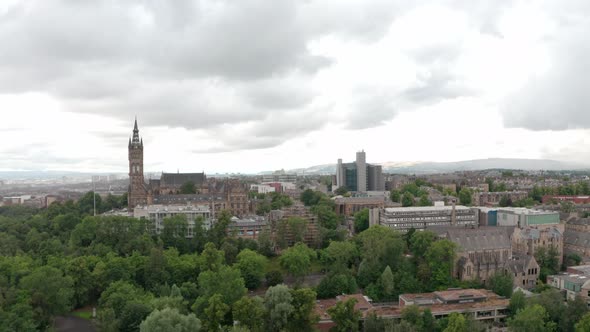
[384,205,471,212]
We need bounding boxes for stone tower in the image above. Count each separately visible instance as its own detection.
[128,118,147,208]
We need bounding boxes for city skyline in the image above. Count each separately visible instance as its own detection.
[1,1,590,173]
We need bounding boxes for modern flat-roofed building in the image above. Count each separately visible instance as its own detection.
[315,288,509,330]
[371,205,478,232]
[262,170,297,183]
[542,195,590,204]
[134,204,211,236]
[496,208,560,227]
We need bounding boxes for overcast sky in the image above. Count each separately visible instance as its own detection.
[1,0,589,174]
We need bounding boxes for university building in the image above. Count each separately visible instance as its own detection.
[127,119,250,217]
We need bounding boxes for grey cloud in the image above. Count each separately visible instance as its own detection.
[502,17,590,130]
[402,69,476,104]
[347,94,398,130]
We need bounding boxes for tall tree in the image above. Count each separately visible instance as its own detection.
[508,290,526,317]
[140,308,201,332]
[235,249,267,289]
[203,294,229,332]
[288,288,319,332]
[279,243,316,284]
[232,296,266,332]
[402,192,415,207]
[353,208,370,233]
[458,188,472,205]
[444,313,467,332]
[264,285,294,332]
[327,298,361,332]
[425,240,457,290]
[488,272,514,297]
[20,266,74,327]
[507,304,556,332]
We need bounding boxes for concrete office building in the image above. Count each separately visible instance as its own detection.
[134,204,212,236]
[335,151,384,192]
[496,208,560,227]
[371,205,479,232]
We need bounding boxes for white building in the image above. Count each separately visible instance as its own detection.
[134,204,212,236]
[250,184,276,194]
[372,205,479,232]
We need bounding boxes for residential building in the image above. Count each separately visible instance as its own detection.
[472,191,528,207]
[564,218,590,262]
[228,216,268,239]
[542,195,590,204]
[335,151,384,192]
[371,205,478,232]
[269,204,320,249]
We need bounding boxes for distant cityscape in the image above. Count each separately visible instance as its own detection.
[3,118,590,330]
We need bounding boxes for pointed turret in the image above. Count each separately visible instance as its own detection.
[131,117,141,145]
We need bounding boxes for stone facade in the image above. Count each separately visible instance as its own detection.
[512,226,563,265]
[127,120,250,217]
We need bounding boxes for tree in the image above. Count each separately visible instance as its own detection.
[444,313,467,332]
[562,296,589,332]
[236,249,268,289]
[288,288,319,332]
[201,242,225,272]
[316,273,358,299]
[507,304,556,332]
[380,266,395,300]
[499,195,513,207]
[409,231,436,258]
[265,270,284,287]
[20,265,74,327]
[233,296,266,332]
[194,266,246,313]
[390,190,401,203]
[120,302,152,332]
[327,298,361,332]
[488,272,514,297]
[323,240,359,273]
[204,294,229,332]
[458,188,472,205]
[400,305,422,328]
[353,208,370,234]
[180,181,197,194]
[279,243,316,283]
[418,194,431,206]
[425,240,457,290]
[265,285,294,332]
[402,192,415,207]
[334,186,349,196]
[140,308,201,332]
[576,312,590,332]
[508,290,526,317]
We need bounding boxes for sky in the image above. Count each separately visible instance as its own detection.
[1,0,590,174]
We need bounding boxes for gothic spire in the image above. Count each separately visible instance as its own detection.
[131,117,141,145]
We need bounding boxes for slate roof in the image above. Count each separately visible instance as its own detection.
[160,172,206,187]
[505,254,537,274]
[447,228,512,251]
[564,230,590,248]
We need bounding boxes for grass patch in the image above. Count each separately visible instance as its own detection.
[71,311,93,320]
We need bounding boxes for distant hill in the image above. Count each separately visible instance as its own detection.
[282,158,590,175]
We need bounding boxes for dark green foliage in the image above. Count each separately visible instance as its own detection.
[265,270,284,287]
[488,272,514,297]
[354,208,370,233]
[179,181,197,194]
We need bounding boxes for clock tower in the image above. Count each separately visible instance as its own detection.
[128,118,148,208]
